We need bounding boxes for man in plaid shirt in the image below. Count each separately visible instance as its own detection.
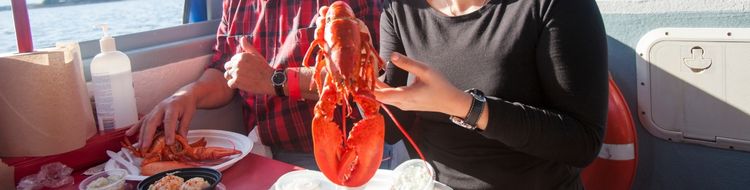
[126,0,406,169]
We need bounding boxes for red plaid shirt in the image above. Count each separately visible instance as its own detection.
[208,0,382,153]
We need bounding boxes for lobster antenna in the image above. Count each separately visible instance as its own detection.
[342,101,347,147]
[381,105,426,161]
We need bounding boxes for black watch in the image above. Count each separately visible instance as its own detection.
[271,69,287,97]
[449,88,486,131]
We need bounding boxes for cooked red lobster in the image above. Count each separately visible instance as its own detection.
[302,1,386,187]
[122,134,241,176]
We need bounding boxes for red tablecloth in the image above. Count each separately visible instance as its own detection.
[52,154,303,190]
[220,154,304,189]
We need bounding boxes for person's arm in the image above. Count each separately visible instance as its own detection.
[194,0,238,109]
[378,2,417,145]
[183,69,235,108]
[477,0,609,167]
[374,0,608,167]
[126,3,237,149]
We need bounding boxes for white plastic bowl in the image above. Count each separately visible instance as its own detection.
[272,169,398,190]
[273,170,336,190]
[392,159,435,190]
[78,169,127,190]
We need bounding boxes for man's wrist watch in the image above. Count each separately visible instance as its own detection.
[271,69,287,97]
[449,88,486,131]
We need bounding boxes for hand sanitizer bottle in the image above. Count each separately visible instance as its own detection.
[91,24,138,132]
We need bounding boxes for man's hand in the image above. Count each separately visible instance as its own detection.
[126,90,197,151]
[223,36,275,94]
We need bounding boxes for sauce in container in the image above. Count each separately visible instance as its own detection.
[393,159,435,190]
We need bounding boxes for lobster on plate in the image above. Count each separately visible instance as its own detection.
[122,133,241,176]
[301,1,387,187]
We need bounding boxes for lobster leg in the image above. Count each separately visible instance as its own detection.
[121,138,144,157]
[190,137,207,148]
[302,39,330,94]
[170,135,241,161]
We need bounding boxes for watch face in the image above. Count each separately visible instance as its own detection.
[475,94,486,102]
[271,70,286,86]
[469,89,486,102]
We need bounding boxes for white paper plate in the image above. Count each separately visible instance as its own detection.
[104,129,252,181]
[271,169,452,190]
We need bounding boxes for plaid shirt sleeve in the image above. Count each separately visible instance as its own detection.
[208,0,261,72]
[355,0,382,50]
[207,1,232,72]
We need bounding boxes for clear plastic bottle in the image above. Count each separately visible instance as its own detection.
[91,24,138,131]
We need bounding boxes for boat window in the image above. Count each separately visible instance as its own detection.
[0,0,185,54]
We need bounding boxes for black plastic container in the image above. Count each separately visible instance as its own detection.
[137,167,222,190]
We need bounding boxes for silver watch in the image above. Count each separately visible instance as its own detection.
[450,115,478,130]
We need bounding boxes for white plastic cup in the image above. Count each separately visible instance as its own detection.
[392,159,435,190]
[273,170,335,190]
[78,169,127,190]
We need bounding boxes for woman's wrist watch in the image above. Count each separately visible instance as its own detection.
[450,88,486,131]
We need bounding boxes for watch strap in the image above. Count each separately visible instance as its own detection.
[463,88,484,127]
[274,84,286,97]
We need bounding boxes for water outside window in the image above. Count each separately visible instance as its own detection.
[0,0,184,54]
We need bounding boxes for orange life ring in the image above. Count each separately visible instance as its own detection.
[581,75,638,190]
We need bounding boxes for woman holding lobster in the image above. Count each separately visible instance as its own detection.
[375,0,609,189]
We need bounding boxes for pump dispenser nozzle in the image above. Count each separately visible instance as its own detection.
[97,24,116,52]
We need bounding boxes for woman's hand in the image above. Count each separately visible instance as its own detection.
[374,53,473,118]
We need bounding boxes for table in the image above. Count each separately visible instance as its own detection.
[53,154,303,190]
[220,154,303,189]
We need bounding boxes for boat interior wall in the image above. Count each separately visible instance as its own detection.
[636,28,750,151]
[77,20,220,81]
[128,55,246,135]
[0,162,11,190]
[600,11,750,189]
